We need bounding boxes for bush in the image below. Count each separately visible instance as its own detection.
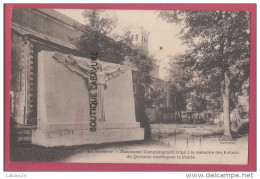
[237,121,249,135]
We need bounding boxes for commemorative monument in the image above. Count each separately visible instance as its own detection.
[31,51,144,147]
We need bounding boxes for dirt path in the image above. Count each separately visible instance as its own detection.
[10,123,248,164]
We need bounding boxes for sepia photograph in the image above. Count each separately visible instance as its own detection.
[6,5,254,168]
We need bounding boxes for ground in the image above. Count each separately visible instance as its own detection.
[9,123,248,164]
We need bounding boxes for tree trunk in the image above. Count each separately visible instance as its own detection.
[222,71,231,137]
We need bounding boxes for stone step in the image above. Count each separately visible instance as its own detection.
[15,124,37,142]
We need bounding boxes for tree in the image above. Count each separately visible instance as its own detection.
[74,9,154,139]
[166,55,190,121]
[74,9,131,64]
[166,54,193,87]
[186,83,208,124]
[159,11,250,137]
[130,51,154,139]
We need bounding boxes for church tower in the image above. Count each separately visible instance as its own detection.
[124,25,161,79]
[126,25,149,54]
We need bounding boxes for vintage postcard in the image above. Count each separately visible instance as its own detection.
[4,4,256,171]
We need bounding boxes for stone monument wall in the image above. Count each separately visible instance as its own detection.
[32,51,144,147]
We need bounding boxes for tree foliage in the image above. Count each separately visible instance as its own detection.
[130,51,154,139]
[166,54,193,87]
[159,10,250,136]
[160,10,250,97]
[74,9,132,64]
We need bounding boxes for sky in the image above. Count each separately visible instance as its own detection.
[55,9,187,79]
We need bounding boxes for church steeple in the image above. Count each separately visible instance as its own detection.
[126,25,150,54]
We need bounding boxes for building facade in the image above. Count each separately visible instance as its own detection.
[11,9,85,126]
[126,25,175,122]
[10,9,176,143]
[10,9,87,142]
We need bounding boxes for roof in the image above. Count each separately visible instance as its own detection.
[36,9,83,28]
[12,22,77,50]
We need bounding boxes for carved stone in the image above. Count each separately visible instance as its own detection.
[31,51,144,147]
